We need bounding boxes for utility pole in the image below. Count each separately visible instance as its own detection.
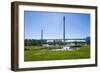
[63,16,65,46]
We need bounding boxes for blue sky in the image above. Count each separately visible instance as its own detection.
[24,11,90,39]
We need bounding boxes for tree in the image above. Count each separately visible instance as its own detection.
[86,37,90,45]
[24,39,47,46]
[74,41,78,45]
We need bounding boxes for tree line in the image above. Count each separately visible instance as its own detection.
[24,37,90,46]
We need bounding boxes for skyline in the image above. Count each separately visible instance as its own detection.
[24,11,90,39]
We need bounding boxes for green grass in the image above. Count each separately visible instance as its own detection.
[25,45,63,50]
[25,46,48,50]
[24,45,90,61]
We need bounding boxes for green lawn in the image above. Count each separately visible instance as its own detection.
[24,45,90,61]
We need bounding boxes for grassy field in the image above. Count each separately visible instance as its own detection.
[24,45,90,61]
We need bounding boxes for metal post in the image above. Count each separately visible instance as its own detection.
[41,29,43,45]
[63,16,65,46]
[41,29,43,40]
